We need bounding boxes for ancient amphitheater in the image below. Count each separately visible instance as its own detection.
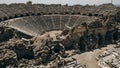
[0,2,120,68]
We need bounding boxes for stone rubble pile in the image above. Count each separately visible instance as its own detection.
[97,44,120,68]
[63,58,87,68]
[0,36,67,67]
[47,58,86,68]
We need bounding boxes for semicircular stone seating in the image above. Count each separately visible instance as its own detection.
[6,15,98,36]
[0,3,119,36]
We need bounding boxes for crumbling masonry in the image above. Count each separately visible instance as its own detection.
[0,3,120,68]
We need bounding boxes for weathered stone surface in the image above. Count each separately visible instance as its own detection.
[0,3,120,68]
[0,49,16,67]
[97,44,120,68]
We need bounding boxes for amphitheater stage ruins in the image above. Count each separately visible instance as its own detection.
[0,2,120,68]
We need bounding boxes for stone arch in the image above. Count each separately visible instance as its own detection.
[3,17,8,20]
[0,18,2,22]
[94,14,98,16]
[54,12,58,14]
[65,12,69,14]
[82,13,87,16]
[77,12,81,15]
[8,16,13,19]
[48,12,52,15]
[14,14,19,18]
[19,14,24,17]
[31,13,35,16]
[25,13,30,16]
[71,12,75,15]
[59,12,64,14]
[88,13,92,16]
[36,13,41,15]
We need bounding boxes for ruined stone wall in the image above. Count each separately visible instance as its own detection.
[0,3,119,22]
[0,3,120,68]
